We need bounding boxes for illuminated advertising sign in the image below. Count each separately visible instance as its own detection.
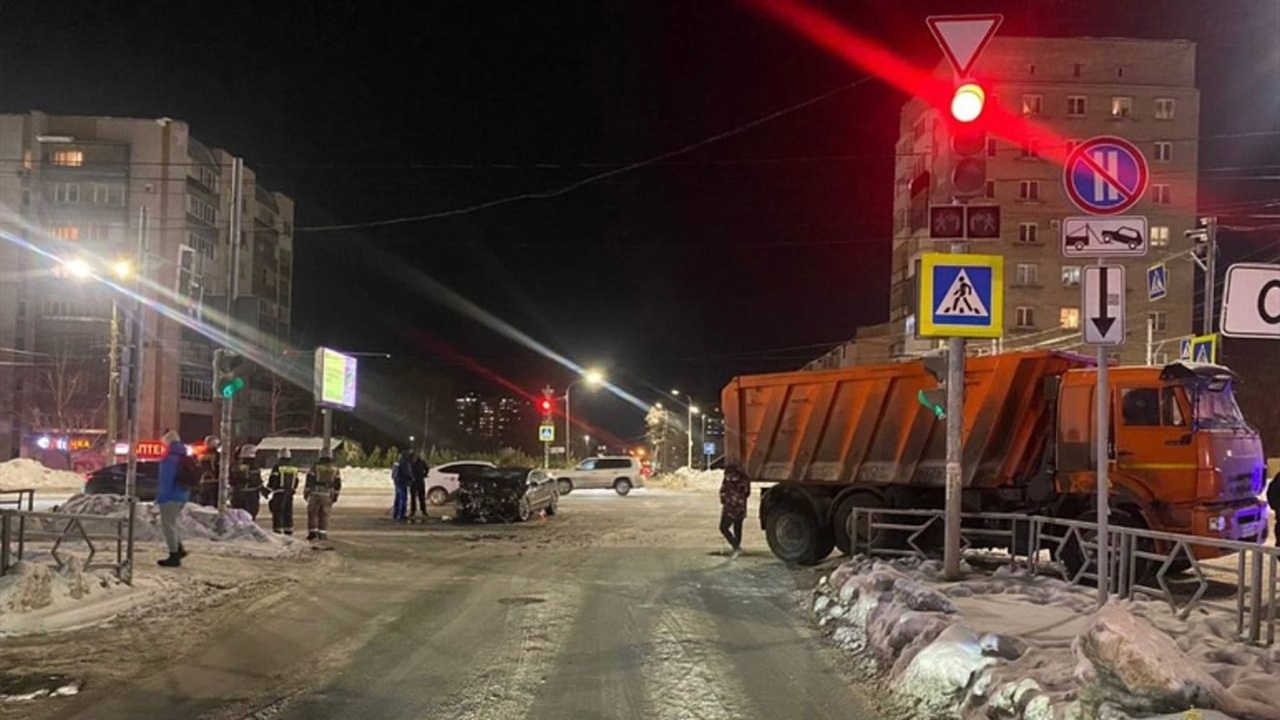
[313,347,358,410]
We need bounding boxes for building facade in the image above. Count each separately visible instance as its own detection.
[889,37,1199,364]
[0,113,294,466]
[455,393,527,450]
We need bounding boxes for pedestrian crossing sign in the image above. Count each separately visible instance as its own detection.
[917,252,1004,338]
[1189,333,1218,364]
[1147,262,1167,301]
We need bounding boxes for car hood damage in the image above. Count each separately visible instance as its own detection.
[455,469,531,523]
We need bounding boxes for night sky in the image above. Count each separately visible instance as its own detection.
[1,0,1276,445]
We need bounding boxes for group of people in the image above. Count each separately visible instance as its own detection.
[154,432,343,568]
[391,449,430,522]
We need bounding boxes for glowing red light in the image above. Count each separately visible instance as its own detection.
[951,83,985,123]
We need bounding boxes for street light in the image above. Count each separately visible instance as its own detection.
[671,389,700,469]
[583,434,591,455]
[564,368,604,462]
[60,258,132,459]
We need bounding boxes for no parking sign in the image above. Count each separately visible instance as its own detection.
[1063,137,1149,215]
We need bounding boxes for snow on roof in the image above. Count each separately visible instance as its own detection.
[253,436,348,452]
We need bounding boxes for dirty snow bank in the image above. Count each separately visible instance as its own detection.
[811,557,1279,720]
[53,494,305,558]
[0,559,118,618]
[650,467,722,492]
[0,459,84,492]
[337,466,394,489]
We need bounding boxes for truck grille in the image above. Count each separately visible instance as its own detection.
[1225,472,1258,498]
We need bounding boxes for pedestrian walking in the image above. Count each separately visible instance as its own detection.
[305,452,342,541]
[391,449,411,521]
[719,463,751,558]
[265,449,300,535]
[1268,471,1280,548]
[196,435,221,507]
[408,450,429,521]
[229,444,263,519]
[156,430,195,567]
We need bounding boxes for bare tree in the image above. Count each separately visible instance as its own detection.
[22,339,105,467]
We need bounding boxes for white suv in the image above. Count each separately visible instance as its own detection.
[425,460,497,505]
[554,456,645,496]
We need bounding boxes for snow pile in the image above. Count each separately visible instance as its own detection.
[337,466,394,489]
[53,494,305,557]
[0,558,119,618]
[812,557,1280,720]
[0,459,85,491]
[650,467,722,492]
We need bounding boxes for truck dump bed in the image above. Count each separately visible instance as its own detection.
[722,351,1091,490]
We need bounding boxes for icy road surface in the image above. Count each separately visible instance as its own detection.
[8,488,885,720]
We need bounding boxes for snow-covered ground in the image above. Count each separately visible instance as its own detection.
[650,467,723,492]
[811,557,1280,720]
[338,466,394,489]
[0,459,85,492]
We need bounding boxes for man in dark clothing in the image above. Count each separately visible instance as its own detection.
[391,450,411,522]
[408,450,429,521]
[265,448,300,535]
[719,464,751,558]
[196,435,221,507]
[305,453,342,541]
[229,444,263,519]
[1268,472,1280,548]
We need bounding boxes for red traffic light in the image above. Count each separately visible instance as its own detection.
[539,398,553,413]
[950,82,985,123]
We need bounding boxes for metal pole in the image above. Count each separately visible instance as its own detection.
[1096,273,1111,605]
[543,441,549,469]
[1203,216,1218,337]
[322,407,333,456]
[943,334,965,580]
[1146,315,1154,366]
[686,405,694,469]
[701,415,708,470]
[565,384,572,463]
[217,158,244,511]
[421,395,430,455]
[124,206,147,501]
[106,300,120,454]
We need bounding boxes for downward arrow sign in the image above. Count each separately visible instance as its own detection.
[1092,267,1116,337]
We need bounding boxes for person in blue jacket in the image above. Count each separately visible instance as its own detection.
[157,429,191,567]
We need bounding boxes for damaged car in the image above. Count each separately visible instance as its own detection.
[454,467,559,523]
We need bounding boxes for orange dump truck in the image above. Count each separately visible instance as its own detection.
[722,350,1268,565]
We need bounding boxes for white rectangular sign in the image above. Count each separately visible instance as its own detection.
[1221,263,1280,339]
[1082,266,1126,346]
[1061,216,1149,258]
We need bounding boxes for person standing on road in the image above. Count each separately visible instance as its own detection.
[196,435,221,507]
[265,448,300,535]
[719,464,751,558]
[391,449,411,522]
[305,452,342,541]
[229,444,263,519]
[156,429,193,567]
[408,450,429,521]
[1268,471,1280,548]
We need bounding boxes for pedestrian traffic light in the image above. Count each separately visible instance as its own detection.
[948,81,988,199]
[917,351,948,420]
[215,350,246,398]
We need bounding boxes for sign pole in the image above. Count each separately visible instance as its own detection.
[1096,290,1110,606]
[944,329,965,580]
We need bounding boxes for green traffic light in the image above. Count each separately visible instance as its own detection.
[219,376,245,398]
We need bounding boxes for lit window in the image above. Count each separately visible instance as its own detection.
[1150,226,1170,247]
[1067,96,1087,117]
[51,149,83,167]
[983,180,996,199]
[1018,223,1038,244]
[1154,142,1172,162]
[1062,265,1081,286]
[1060,308,1080,329]
[1149,311,1167,332]
[1155,98,1175,120]
[1016,263,1039,286]
[1016,307,1035,328]
[1019,180,1040,201]
[1021,94,1043,116]
[1111,96,1133,118]
[1152,184,1171,204]
[50,226,79,241]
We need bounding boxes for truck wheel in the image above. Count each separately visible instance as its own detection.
[765,502,825,565]
[556,479,573,496]
[1058,508,1151,584]
[833,492,885,556]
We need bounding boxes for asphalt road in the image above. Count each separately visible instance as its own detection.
[18,489,886,720]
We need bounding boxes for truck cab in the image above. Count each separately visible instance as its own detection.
[1055,361,1268,548]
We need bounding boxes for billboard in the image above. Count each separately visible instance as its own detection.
[313,347,358,409]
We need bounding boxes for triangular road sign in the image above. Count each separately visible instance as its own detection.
[935,268,990,318]
[927,14,1003,77]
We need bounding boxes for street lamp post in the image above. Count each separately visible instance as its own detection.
[564,369,604,463]
[670,389,699,469]
[583,434,591,456]
[63,258,132,463]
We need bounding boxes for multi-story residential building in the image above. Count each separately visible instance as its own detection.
[455,393,527,449]
[888,37,1199,364]
[0,113,294,465]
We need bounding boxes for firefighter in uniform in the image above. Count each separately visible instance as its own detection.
[229,444,263,519]
[197,435,222,507]
[304,452,342,541]
[264,448,300,535]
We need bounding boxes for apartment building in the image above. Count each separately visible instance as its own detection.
[0,113,294,465]
[889,37,1199,364]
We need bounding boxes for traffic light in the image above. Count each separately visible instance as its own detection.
[539,398,553,414]
[215,350,246,399]
[948,81,988,199]
[917,351,948,420]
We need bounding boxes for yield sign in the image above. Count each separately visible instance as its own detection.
[926,14,1003,77]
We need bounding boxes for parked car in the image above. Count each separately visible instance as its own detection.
[454,467,558,523]
[83,462,161,500]
[553,456,645,496]
[425,460,498,505]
